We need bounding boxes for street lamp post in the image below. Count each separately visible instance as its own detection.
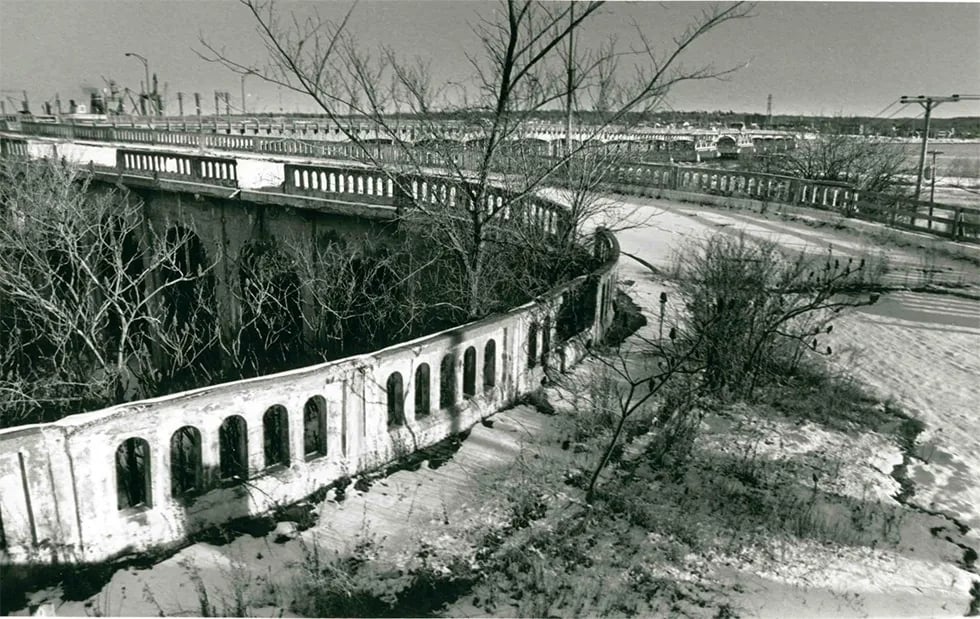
[240,69,256,115]
[124,52,151,115]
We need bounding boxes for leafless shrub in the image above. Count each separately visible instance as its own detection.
[674,233,880,400]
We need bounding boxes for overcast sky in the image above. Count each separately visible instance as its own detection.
[1,1,978,118]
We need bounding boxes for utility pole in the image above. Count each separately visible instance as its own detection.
[766,93,772,128]
[900,94,979,201]
[928,149,943,204]
[177,92,184,117]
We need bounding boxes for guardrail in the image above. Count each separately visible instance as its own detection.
[117,148,239,187]
[0,134,574,237]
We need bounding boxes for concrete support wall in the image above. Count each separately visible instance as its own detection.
[0,234,618,566]
[0,134,619,566]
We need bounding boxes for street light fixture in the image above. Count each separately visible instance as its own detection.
[124,52,151,115]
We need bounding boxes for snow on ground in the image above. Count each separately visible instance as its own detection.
[606,194,980,615]
[20,405,568,617]
[830,295,980,535]
[543,189,979,614]
[15,193,979,617]
[606,192,980,533]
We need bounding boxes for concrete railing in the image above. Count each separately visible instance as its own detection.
[5,122,975,241]
[603,160,980,243]
[117,148,239,187]
[0,139,619,566]
[0,133,575,237]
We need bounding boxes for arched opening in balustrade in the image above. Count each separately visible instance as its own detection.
[463,346,477,398]
[483,340,496,391]
[440,353,456,410]
[170,426,202,499]
[219,415,248,482]
[238,241,303,375]
[527,322,538,369]
[387,372,405,427]
[263,405,290,467]
[116,437,151,510]
[415,363,431,418]
[304,396,328,459]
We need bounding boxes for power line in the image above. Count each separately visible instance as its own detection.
[899,94,980,200]
[882,103,911,121]
[870,98,900,119]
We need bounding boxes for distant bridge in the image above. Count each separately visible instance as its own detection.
[2,114,796,162]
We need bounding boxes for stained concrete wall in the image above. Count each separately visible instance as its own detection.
[0,136,616,565]
[0,235,617,565]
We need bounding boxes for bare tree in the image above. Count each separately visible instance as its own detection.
[0,157,221,427]
[199,0,753,318]
[674,233,882,399]
[575,292,710,503]
[757,132,912,194]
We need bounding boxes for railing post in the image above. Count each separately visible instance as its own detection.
[792,180,803,204]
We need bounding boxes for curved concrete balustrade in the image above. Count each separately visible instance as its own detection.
[0,133,618,565]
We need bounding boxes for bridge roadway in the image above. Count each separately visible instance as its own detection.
[2,114,796,160]
[3,124,977,244]
[0,127,839,219]
[2,132,574,232]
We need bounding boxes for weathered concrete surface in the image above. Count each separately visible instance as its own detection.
[11,403,568,616]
